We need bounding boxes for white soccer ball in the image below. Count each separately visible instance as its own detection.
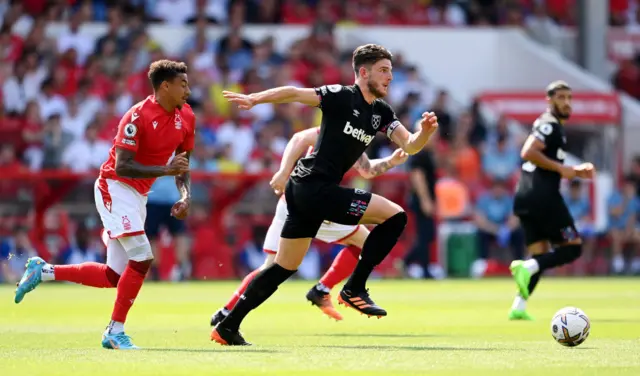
[550,307,590,347]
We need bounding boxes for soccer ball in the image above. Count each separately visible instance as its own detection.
[550,307,590,347]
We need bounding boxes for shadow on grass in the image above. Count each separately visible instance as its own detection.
[310,333,443,339]
[144,348,283,353]
[316,345,508,352]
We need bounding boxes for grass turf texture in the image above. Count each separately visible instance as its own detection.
[1,278,639,376]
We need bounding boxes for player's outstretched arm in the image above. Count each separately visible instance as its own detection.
[389,112,439,155]
[269,128,319,195]
[223,86,320,109]
[115,148,189,178]
[353,149,408,179]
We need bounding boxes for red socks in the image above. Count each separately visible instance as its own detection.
[55,263,120,288]
[319,246,360,289]
[224,268,262,311]
[111,260,152,323]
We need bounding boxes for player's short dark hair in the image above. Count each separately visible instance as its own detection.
[148,60,188,90]
[624,174,636,184]
[352,44,393,76]
[546,80,571,97]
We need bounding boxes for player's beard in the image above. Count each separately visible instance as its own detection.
[367,79,386,98]
[552,104,571,120]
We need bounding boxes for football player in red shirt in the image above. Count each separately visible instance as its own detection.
[14,60,196,350]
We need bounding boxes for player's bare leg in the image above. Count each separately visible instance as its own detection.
[211,238,312,346]
[306,226,368,321]
[509,241,548,320]
[338,194,406,318]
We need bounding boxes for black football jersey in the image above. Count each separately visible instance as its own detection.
[515,112,568,205]
[291,84,400,183]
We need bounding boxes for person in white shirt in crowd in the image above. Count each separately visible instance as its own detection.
[56,12,94,65]
[37,78,68,121]
[61,121,111,173]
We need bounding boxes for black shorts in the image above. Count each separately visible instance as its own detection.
[515,198,578,246]
[145,202,186,238]
[281,178,372,239]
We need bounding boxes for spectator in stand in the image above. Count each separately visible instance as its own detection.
[145,175,193,281]
[57,222,103,265]
[451,112,482,188]
[607,175,640,274]
[428,0,466,26]
[481,133,520,182]
[37,78,67,120]
[0,143,23,173]
[41,113,73,170]
[216,106,255,166]
[564,179,596,274]
[21,100,44,170]
[0,225,37,283]
[613,58,640,100]
[61,121,110,173]
[56,12,93,65]
[403,129,438,279]
[3,58,29,115]
[471,179,524,278]
[61,97,89,140]
[430,89,453,143]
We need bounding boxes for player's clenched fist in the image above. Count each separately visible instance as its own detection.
[166,152,190,176]
[419,112,438,134]
[389,148,409,167]
[171,198,190,220]
[269,169,289,196]
[223,91,256,110]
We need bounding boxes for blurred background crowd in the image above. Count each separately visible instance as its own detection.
[0,0,638,283]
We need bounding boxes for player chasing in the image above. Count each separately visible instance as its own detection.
[509,81,595,320]
[212,44,438,345]
[13,60,196,350]
[210,127,409,326]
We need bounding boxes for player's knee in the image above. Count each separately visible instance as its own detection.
[557,243,582,263]
[119,235,154,262]
[386,210,408,232]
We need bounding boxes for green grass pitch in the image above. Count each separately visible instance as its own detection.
[1,278,639,376]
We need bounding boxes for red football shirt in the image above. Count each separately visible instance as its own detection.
[99,95,196,195]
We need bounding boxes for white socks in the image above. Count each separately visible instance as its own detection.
[511,295,527,311]
[106,320,125,335]
[522,259,540,275]
[41,264,55,281]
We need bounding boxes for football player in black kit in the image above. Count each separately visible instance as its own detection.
[211,44,438,345]
[509,81,596,321]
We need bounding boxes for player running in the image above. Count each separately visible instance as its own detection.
[509,81,595,320]
[212,44,438,345]
[210,127,408,326]
[13,60,196,350]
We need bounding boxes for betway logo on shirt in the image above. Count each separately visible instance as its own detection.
[343,122,374,146]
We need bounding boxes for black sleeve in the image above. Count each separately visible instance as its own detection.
[377,100,401,139]
[531,119,558,146]
[314,85,349,113]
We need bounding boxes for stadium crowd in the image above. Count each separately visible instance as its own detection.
[0,0,637,283]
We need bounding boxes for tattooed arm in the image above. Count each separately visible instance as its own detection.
[174,149,191,200]
[353,149,408,179]
[115,148,189,178]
